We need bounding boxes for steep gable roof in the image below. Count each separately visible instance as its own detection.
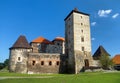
[112,54,120,64]
[93,45,110,60]
[10,35,32,49]
[31,36,53,44]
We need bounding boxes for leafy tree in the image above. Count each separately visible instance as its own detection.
[0,63,4,70]
[4,59,9,67]
[99,54,113,70]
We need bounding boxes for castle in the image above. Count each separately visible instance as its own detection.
[9,8,93,74]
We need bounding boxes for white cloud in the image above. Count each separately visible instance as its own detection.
[91,38,95,41]
[98,9,112,17]
[91,22,96,26]
[112,13,119,19]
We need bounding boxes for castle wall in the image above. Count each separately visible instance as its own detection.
[9,48,31,73]
[65,14,76,73]
[65,10,93,74]
[73,13,93,73]
[27,53,66,74]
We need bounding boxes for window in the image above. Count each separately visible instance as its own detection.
[56,61,59,66]
[32,60,36,66]
[18,57,21,61]
[82,47,84,51]
[81,30,83,33]
[41,61,44,65]
[81,16,82,19]
[57,43,60,46]
[81,37,84,42]
[81,23,83,26]
[49,61,52,66]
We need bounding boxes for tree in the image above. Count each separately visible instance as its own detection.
[99,54,113,70]
[0,63,4,70]
[4,59,9,67]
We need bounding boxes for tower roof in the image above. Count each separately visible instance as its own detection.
[93,45,110,60]
[10,35,32,49]
[31,36,53,44]
[53,37,65,42]
[112,54,120,64]
[64,8,89,21]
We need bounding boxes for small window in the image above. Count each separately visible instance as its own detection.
[18,57,21,61]
[56,61,59,66]
[81,37,84,42]
[81,30,83,33]
[82,47,84,51]
[57,43,60,46]
[81,16,82,19]
[41,61,44,65]
[49,61,52,66]
[81,23,83,26]
[32,60,36,66]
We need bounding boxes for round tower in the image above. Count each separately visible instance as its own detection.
[9,35,32,73]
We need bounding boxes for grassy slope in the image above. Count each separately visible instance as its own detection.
[0,72,120,83]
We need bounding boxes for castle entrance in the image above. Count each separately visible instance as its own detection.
[84,59,89,67]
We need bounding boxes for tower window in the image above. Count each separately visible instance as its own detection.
[56,61,59,66]
[82,47,85,51]
[81,30,83,33]
[81,37,84,42]
[18,57,21,61]
[81,16,82,19]
[41,61,44,65]
[32,60,36,66]
[49,61,52,66]
[81,23,83,26]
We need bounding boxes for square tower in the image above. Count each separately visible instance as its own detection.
[65,8,93,74]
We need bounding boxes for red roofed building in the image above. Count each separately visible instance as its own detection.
[112,54,120,70]
[30,36,65,53]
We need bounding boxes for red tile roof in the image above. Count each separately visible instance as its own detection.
[53,37,65,42]
[112,54,120,64]
[31,36,53,44]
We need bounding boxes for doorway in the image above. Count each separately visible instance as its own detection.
[84,59,89,67]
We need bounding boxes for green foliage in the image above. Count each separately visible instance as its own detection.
[99,55,113,69]
[3,59,9,67]
[0,59,9,70]
[0,63,4,70]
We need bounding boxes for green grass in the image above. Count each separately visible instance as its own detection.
[0,72,120,83]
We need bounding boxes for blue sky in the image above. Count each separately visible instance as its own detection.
[0,0,120,62]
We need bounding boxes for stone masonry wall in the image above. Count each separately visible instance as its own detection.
[28,53,66,74]
[9,49,31,73]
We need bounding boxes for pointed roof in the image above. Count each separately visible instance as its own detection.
[31,36,53,44]
[93,45,110,60]
[53,37,65,42]
[112,54,120,64]
[10,35,32,49]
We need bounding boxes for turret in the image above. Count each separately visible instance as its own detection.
[9,35,32,73]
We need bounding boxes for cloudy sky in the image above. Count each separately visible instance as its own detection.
[0,0,120,62]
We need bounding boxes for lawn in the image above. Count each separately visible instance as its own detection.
[0,72,120,83]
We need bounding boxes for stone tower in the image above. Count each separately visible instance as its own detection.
[9,35,32,73]
[65,8,93,74]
